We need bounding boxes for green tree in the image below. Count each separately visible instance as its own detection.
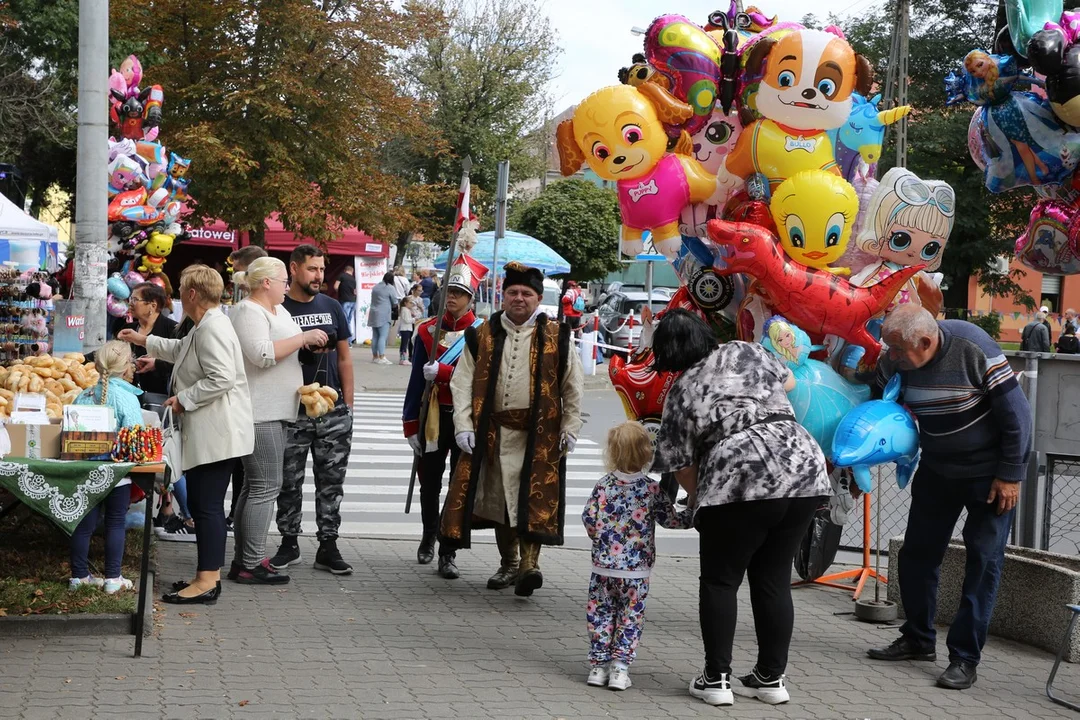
[113,0,437,246]
[513,179,621,282]
[842,0,1035,311]
[388,0,559,260]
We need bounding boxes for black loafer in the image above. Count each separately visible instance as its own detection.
[867,636,936,662]
[162,581,222,605]
[937,661,977,690]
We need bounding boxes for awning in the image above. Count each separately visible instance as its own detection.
[184,221,240,249]
[261,214,388,257]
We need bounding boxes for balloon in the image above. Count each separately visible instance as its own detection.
[1028,16,1080,126]
[1015,198,1080,273]
[967,111,988,170]
[107,273,131,300]
[828,93,910,181]
[107,154,149,197]
[134,140,167,178]
[760,316,870,452]
[106,295,129,318]
[706,219,923,366]
[555,84,716,261]
[108,188,164,226]
[678,106,745,238]
[831,374,921,492]
[947,50,1080,193]
[124,270,146,288]
[137,255,167,275]
[671,236,747,324]
[643,15,723,138]
[769,170,859,273]
[608,349,677,437]
[118,55,143,91]
[143,231,176,259]
[1005,0,1064,58]
[717,28,873,195]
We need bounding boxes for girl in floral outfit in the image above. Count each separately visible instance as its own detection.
[582,421,693,691]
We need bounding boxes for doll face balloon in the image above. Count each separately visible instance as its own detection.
[855,168,955,273]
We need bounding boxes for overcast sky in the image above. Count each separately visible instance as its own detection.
[542,0,886,111]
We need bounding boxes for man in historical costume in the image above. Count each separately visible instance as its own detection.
[402,253,488,579]
[441,261,585,597]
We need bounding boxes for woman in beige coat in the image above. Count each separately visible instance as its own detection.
[121,265,254,605]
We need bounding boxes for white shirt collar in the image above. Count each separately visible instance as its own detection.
[612,470,647,483]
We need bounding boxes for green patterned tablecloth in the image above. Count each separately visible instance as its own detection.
[0,457,135,535]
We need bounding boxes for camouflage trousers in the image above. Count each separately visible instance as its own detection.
[277,404,353,542]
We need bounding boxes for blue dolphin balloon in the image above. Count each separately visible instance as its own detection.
[830,374,921,492]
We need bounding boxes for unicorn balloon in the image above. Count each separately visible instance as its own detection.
[829,93,911,181]
[830,374,921,492]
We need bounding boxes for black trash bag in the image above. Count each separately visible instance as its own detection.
[794,502,843,581]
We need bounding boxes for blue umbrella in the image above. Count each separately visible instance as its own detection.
[434,230,571,276]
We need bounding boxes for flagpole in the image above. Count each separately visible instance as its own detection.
[406,156,473,514]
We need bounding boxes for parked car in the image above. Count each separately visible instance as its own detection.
[596,290,670,356]
[539,278,561,318]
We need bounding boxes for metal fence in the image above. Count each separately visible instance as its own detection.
[1044,455,1080,555]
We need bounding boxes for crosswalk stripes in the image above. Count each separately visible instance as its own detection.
[224,392,689,546]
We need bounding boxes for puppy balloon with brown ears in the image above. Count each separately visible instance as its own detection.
[556,83,716,261]
[716,27,873,196]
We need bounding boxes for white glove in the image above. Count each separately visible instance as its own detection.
[406,434,423,456]
[455,431,475,454]
[423,362,439,382]
[561,433,577,454]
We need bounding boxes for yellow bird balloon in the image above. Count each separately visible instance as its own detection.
[769,170,860,274]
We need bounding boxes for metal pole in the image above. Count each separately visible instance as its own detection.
[72,0,110,353]
[489,161,510,312]
[895,0,910,169]
[1017,354,1042,548]
[874,468,882,603]
[645,260,654,313]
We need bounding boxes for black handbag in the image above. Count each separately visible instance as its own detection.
[140,392,169,418]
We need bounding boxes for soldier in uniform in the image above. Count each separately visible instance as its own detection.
[402,253,488,579]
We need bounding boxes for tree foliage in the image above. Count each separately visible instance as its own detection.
[513,179,621,283]
[112,0,438,245]
[841,0,1034,310]
[387,0,559,257]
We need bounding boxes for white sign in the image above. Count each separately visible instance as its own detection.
[364,242,383,254]
[354,256,387,345]
[188,227,238,244]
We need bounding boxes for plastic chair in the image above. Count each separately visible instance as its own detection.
[1047,604,1080,712]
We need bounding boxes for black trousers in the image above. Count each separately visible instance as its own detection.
[186,458,238,572]
[420,407,459,557]
[697,496,823,678]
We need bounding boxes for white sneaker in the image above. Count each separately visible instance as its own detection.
[69,576,104,590]
[689,670,734,705]
[379,357,393,365]
[732,669,789,705]
[586,665,609,687]
[103,576,134,594]
[608,665,631,691]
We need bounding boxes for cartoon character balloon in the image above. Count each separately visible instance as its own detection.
[849,168,955,316]
[679,106,745,240]
[947,49,1080,193]
[761,316,870,452]
[716,28,873,196]
[828,93,910,181]
[643,15,724,138]
[1015,198,1080,273]
[1028,10,1080,126]
[769,170,859,273]
[556,83,717,261]
[1005,0,1065,57]
[706,219,923,365]
[831,374,921,492]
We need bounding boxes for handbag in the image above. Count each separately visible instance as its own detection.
[160,405,183,487]
[141,392,169,418]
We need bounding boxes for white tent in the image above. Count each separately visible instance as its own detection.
[0,192,60,271]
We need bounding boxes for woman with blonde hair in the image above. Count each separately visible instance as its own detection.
[120,264,255,605]
[228,256,327,584]
[67,340,146,595]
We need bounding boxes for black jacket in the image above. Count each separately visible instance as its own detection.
[119,313,178,395]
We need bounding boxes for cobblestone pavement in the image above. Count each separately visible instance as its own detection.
[2,537,1077,719]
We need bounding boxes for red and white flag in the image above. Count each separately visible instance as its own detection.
[453,175,471,232]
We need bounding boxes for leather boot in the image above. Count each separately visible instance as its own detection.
[487,523,520,590]
[514,539,543,597]
[416,533,436,565]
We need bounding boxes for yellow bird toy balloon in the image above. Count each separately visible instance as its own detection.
[769,170,859,274]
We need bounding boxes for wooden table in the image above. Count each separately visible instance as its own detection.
[128,463,165,658]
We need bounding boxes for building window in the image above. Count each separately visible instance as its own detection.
[1042,274,1063,312]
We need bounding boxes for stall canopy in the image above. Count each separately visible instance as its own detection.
[0,191,59,271]
[260,214,388,257]
[434,230,570,276]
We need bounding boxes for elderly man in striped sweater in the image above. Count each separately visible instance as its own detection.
[866,304,1032,691]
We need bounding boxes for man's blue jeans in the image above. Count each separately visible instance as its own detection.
[342,302,356,341]
[898,465,1014,665]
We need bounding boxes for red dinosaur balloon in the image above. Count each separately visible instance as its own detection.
[705,219,923,365]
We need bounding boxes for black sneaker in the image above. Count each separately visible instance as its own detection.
[867,636,937,662]
[437,553,459,579]
[937,660,977,690]
[688,669,733,706]
[732,668,789,705]
[269,536,302,570]
[314,539,353,575]
[155,515,196,543]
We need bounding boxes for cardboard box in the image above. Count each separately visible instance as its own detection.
[5,421,63,460]
[61,431,117,461]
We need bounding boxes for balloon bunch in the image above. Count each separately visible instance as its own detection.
[105,55,193,317]
[574,3,949,478]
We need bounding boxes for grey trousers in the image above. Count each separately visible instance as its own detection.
[233,421,288,569]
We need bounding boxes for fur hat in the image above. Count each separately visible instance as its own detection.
[503,261,544,296]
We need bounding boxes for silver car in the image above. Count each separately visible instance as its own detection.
[595,290,670,356]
